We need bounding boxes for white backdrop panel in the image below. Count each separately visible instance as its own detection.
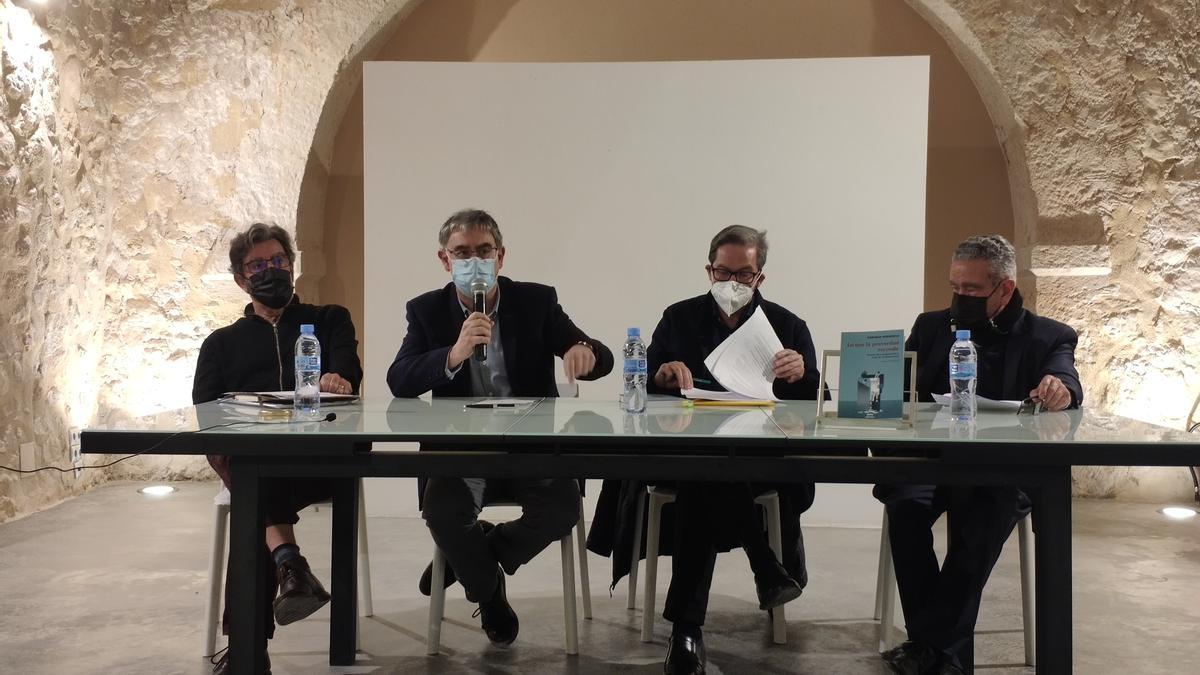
[363,59,928,526]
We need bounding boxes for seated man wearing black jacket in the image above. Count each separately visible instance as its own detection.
[878,235,1082,675]
[648,225,821,675]
[386,208,613,648]
[193,223,363,675]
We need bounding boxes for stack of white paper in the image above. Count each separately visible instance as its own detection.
[681,307,783,402]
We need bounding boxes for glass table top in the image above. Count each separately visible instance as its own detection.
[84,396,1200,448]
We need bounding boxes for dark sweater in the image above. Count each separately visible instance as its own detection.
[646,291,821,400]
[193,298,363,404]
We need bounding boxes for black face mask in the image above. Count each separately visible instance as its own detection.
[247,267,294,309]
[949,292,991,327]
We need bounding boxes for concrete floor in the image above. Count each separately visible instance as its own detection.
[0,482,1197,674]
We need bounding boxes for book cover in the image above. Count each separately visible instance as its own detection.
[837,330,904,419]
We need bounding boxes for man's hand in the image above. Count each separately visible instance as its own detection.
[448,312,492,369]
[772,349,806,384]
[320,372,353,394]
[563,344,597,383]
[1029,374,1071,412]
[654,361,694,390]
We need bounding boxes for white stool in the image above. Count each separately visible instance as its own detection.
[426,491,592,655]
[203,480,374,656]
[874,510,1035,666]
[631,485,788,645]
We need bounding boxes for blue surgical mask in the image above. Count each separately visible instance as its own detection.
[451,257,497,296]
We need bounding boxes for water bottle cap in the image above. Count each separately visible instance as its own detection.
[300,324,315,334]
[955,329,971,340]
[627,327,640,337]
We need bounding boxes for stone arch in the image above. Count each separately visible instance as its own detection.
[294,0,1036,306]
[292,0,427,302]
[904,0,1040,299]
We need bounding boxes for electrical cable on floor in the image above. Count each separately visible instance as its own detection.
[0,412,339,475]
[0,421,251,475]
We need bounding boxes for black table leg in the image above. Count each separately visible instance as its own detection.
[1032,467,1072,674]
[228,460,268,675]
[329,477,359,665]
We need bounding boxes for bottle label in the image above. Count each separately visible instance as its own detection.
[296,356,320,371]
[949,362,976,379]
[624,358,647,376]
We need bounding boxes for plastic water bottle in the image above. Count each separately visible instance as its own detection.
[948,329,977,421]
[622,327,648,413]
[294,324,321,420]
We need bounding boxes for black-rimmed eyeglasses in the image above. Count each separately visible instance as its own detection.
[243,254,290,275]
[446,246,497,260]
[709,266,759,285]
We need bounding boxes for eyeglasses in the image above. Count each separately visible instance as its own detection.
[445,245,497,260]
[1016,397,1044,416]
[709,266,759,285]
[242,254,290,275]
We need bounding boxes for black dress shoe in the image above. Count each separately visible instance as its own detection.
[419,520,495,596]
[473,570,518,647]
[664,628,706,674]
[273,556,331,626]
[211,647,271,675]
[881,640,938,675]
[935,661,965,675]
[753,559,803,610]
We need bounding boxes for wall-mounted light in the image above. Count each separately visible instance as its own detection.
[138,485,177,497]
[1158,505,1198,521]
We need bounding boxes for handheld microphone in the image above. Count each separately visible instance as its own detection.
[471,277,488,362]
[324,412,337,422]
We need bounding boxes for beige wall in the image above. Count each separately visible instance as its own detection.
[320,0,1013,338]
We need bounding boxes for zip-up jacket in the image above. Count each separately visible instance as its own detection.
[192,296,363,484]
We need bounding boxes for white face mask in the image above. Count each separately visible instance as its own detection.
[711,280,755,316]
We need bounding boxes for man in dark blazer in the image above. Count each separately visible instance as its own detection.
[386,209,613,648]
[879,235,1082,675]
[645,225,820,675]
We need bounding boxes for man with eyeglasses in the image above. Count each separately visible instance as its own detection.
[386,208,613,648]
[641,224,820,674]
[876,234,1081,675]
[193,222,363,674]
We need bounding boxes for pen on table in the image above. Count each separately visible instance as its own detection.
[465,402,518,409]
[693,378,713,385]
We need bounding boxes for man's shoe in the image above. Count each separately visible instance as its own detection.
[418,560,457,596]
[473,571,519,647]
[272,556,331,626]
[418,520,495,596]
[935,660,965,675]
[881,640,938,675]
[211,647,271,675]
[663,628,706,675]
[753,559,803,610]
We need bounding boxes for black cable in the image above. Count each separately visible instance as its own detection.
[0,421,252,475]
[0,411,336,475]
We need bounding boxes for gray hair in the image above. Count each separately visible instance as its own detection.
[953,234,1017,283]
[228,222,295,276]
[438,209,504,249]
[708,225,768,269]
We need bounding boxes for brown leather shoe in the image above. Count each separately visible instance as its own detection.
[211,647,271,675]
[273,556,331,626]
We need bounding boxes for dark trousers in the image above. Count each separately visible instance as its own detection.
[422,477,580,603]
[663,481,814,626]
[218,476,333,643]
[874,484,1031,668]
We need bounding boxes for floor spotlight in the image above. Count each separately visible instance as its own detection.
[138,485,177,497]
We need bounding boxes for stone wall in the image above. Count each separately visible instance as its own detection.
[2,0,1197,522]
[937,0,1200,499]
[0,0,416,522]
